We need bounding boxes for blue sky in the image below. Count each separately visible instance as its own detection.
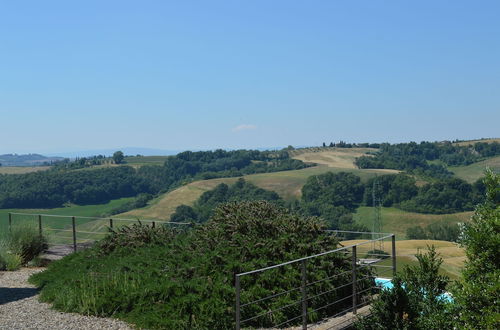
[1,1,499,154]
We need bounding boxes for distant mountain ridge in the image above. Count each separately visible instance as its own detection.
[0,154,64,167]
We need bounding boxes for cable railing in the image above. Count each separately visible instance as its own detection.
[7,212,191,252]
[235,231,396,330]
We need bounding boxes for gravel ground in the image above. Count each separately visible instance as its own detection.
[0,268,133,330]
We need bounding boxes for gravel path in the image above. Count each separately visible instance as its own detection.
[0,268,133,330]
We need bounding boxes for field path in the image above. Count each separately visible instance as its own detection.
[0,268,132,330]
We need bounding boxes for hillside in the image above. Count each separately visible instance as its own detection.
[0,166,50,174]
[353,206,472,239]
[449,155,500,183]
[453,137,500,146]
[0,154,63,166]
[119,147,398,220]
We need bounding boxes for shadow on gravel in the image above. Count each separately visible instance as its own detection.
[0,287,38,305]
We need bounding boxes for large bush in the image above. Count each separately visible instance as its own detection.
[30,201,371,329]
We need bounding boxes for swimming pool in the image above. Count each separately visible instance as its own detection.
[375,277,453,302]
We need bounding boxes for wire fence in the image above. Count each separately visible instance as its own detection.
[235,231,396,330]
[7,212,191,252]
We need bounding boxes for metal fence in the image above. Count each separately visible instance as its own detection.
[235,231,396,329]
[7,212,191,252]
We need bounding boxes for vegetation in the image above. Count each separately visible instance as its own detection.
[0,224,48,270]
[112,151,125,164]
[356,170,500,329]
[406,222,461,242]
[0,149,309,209]
[170,178,283,223]
[30,201,371,329]
[453,170,500,328]
[299,172,366,231]
[356,247,453,329]
[355,141,500,178]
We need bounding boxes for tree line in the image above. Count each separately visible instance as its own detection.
[0,149,309,209]
[355,141,500,178]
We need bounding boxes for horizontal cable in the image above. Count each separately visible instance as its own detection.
[272,314,304,329]
[241,299,302,324]
[306,269,353,287]
[241,286,302,307]
[237,234,394,277]
[310,294,355,314]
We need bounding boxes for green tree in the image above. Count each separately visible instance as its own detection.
[112,150,125,164]
[453,169,500,328]
[356,247,453,329]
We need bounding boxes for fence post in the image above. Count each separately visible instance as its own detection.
[301,259,308,329]
[235,275,241,330]
[38,215,42,237]
[8,213,12,233]
[72,216,77,252]
[109,218,113,229]
[352,245,357,314]
[392,234,397,277]
[152,221,156,228]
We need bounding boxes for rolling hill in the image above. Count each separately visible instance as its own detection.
[119,147,399,220]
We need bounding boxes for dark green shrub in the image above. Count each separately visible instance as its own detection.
[30,201,372,329]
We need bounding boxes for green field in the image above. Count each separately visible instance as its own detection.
[0,197,135,244]
[0,166,50,174]
[449,155,500,183]
[354,206,472,239]
[123,155,169,167]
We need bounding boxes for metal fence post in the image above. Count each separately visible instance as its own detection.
[72,216,77,252]
[301,259,308,329]
[8,213,12,233]
[38,215,42,237]
[352,245,357,314]
[109,218,113,229]
[235,275,241,330]
[392,234,397,277]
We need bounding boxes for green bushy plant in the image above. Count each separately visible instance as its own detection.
[0,224,47,270]
[453,169,500,328]
[6,224,48,264]
[30,201,372,329]
[356,247,453,330]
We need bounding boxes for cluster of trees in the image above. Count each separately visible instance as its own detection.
[357,170,499,329]
[298,172,484,223]
[171,174,366,232]
[406,222,461,242]
[0,166,153,208]
[170,171,486,233]
[355,141,500,178]
[0,149,309,209]
[51,155,107,170]
[171,179,283,223]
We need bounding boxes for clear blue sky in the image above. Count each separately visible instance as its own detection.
[1,1,499,154]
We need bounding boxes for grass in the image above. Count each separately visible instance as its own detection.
[291,147,382,169]
[123,155,169,166]
[449,155,500,183]
[0,197,136,244]
[353,206,472,239]
[453,138,500,146]
[120,165,398,220]
[0,166,50,174]
[341,239,465,280]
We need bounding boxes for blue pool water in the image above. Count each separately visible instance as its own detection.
[375,277,453,302]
